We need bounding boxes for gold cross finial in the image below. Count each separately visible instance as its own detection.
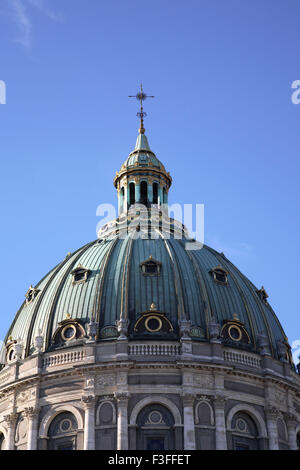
[129,84,155,134]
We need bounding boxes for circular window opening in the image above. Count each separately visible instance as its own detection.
[61,325,76,341]
[60,419,72,433]
[148,411,163,424]
[228,325,242,342]
[145,316,162,333]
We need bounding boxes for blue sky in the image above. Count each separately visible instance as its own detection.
[0,0,300,360]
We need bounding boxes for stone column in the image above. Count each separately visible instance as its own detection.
[182,393,196,450]
[265,406,279,450]
[148,183,153,204]
[158,185,163,206]
[82,396,96,450]
[114,392,130,450]
[286,413,298,450]
[3,412,18,450]
[24,407,40,450]
[214,395,227,450]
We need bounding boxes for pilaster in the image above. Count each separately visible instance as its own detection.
[214,395,227,450]
[265,406,279,450]
[114,392,130,450]
[24,407,40,451]
[82,395,96,450]
[182,393,196,450]
[3,412,18,450]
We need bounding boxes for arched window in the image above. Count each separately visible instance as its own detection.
[136,404,175,450]
[140,181,148,207]
[129,183,135,206]
[195,401,214,426]
[120,187,125,213]
[153,183,158,205]
[163,187,166,204]
[47,412,78,450]
[231,412,259,450]
[0,432,5,450]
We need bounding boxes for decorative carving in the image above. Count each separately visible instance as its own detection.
[81,395,96,408]
[114,392,130,403]
[271,388,286,406]
[116,317,129,341]
[213,394,226,409]
[86,319,98,342]
[3,412,18,426]
[196,394,211,403]
[85,377,95,388]
[14,340,23,361]
[208,318,221,343]
[25,285,40,304]
[179,316,192,341]
[194,375,214,389]
[234,418,249,434]
[265,405,280,419]
[34,330,44,354]
[257,333,271,356]
[100,325,118,339]
[145,410,165,426]
[277,339,288,362]
[23,407,40,418]
[96,374,116,387]
[16,391,30,405]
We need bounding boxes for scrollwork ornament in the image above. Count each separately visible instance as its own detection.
[208,318,221,343]
[114,392,130,403]
[81,395,96,408]
[265,405,280,420]
[213,394,226,409]
[23,407,40,419]
[3,412,18,426]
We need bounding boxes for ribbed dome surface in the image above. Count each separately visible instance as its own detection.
[4,232,287,360]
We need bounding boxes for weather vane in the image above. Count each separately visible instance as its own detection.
[129,84,154,134]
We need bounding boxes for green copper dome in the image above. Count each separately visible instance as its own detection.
[2,227,289,361]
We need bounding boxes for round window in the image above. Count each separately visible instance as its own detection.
[145,316,162,333]
[228,325,242,342]
[7,347,16,363]
[61,325,76,341]
[60,419,72,433]
[148,411,163,425]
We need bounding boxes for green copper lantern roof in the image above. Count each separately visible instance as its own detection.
[135,133,151,151]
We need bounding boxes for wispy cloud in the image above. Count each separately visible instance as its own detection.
[6,0,62,48]
[205,234,254,261]
[27,0,62,22]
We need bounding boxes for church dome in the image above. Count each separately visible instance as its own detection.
[0,91,299,452]
[1,125,291,365]
[2,230,290,362]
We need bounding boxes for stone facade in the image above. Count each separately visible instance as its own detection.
[0,339,299,450]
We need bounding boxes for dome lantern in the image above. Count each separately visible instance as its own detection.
[114,86,172,215]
